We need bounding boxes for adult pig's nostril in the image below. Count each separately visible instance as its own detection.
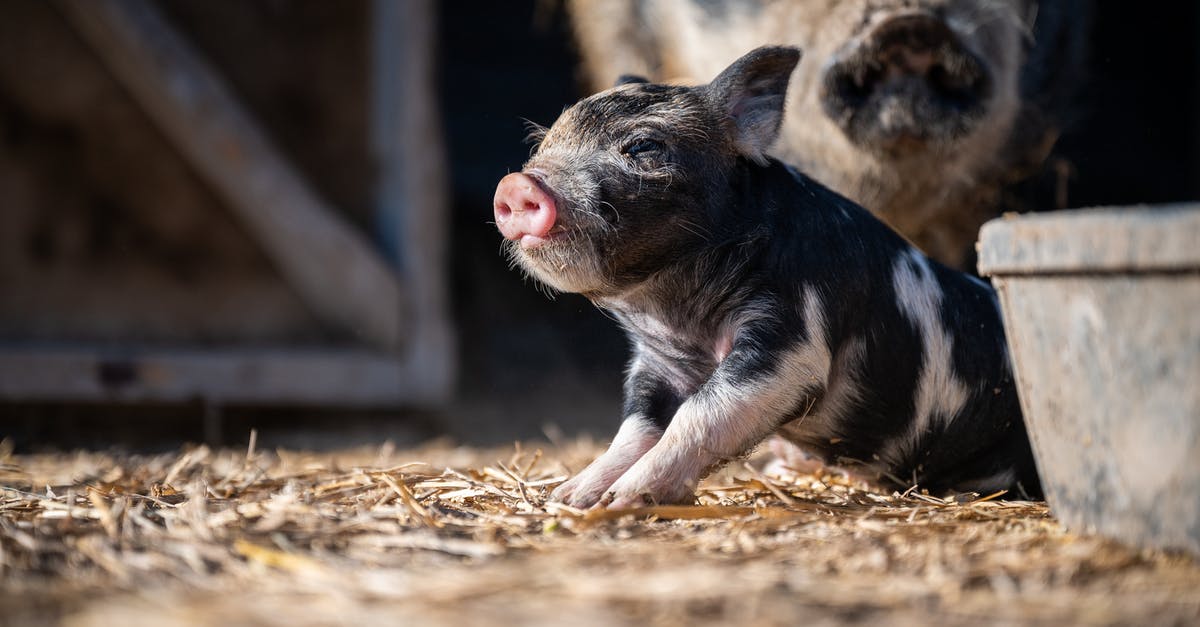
[825,15,962,103]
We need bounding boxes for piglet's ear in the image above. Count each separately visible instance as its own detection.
[706,46,801,163]
[614,74,650,87]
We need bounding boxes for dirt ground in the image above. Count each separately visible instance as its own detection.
[2,439,1198,627]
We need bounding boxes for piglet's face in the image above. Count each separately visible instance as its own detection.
[494,46,802,297]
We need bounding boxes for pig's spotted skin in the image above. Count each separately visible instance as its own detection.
[884,249,970,469]
[776,334,867,448]
[502,47,1039,507]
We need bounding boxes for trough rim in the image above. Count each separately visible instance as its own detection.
[977,204,1200,276]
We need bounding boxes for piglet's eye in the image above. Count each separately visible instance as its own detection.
[622,139,664,157]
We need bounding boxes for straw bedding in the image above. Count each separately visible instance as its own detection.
[2,436,1198,626]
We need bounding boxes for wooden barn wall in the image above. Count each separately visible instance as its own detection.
[0,0,373,346]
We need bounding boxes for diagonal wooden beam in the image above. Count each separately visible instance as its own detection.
[54,0,406,351]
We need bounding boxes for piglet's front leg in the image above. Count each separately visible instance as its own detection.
[550,363,681,508]
[603,338,825,509]
[549,418,662,508]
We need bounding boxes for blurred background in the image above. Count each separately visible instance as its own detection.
[0,0,1196,452]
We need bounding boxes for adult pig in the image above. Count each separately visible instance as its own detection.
[493,46,1040,508]
[567,0,1089,269]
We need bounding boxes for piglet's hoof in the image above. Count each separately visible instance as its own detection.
[604,491,658,510]
[550,475,612,509]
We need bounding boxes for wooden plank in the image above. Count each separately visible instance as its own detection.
[370,0,455,401]
[53,0,406,351]
[0,346,417,406]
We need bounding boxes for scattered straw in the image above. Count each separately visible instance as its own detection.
[1,440,1198,626]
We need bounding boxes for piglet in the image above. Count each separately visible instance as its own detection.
[493,46,1040,509]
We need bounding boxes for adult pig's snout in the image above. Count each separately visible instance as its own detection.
[494,172,559,249]
[820,11,991,152]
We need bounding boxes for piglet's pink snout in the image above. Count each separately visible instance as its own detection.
[493,172,558,248]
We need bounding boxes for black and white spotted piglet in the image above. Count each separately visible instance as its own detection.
[493,45,1041,509]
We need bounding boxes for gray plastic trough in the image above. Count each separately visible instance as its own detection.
[978,205,1200,555]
